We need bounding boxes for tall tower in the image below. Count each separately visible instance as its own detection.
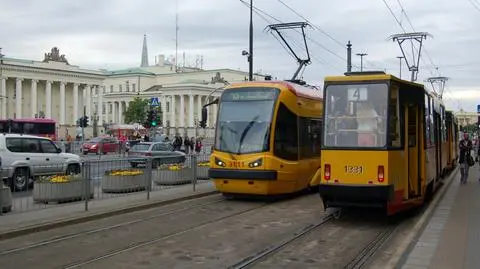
[141,34,149,67]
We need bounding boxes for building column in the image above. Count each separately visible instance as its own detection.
[188,94,194,127]
[59,81,66,125]
[118,101,123,124]
[197,95,202,125]
[45,80,52,118]
[97,86,103,125]
[0,77,6,118]
[31,80,38,117]
[15,78,23,119]
[73,83,79,123]
[212,100,218,127]
[111,102,116,124]
[85,85,91,118]
[170,95,176,127]
[161,95,167,127]
[205,96,210,127]
[180,94,185,127]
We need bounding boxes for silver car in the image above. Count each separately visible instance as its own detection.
[128,142,186,168]
[0,134,81,191]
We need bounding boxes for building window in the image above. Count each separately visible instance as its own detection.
[119,85,123,92]
[110,85,113,93]
[167,102,170,113]
[126,81,130,92]
[132,83,136,92]
[102,104,106,114]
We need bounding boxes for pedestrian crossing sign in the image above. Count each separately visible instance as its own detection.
[151,97,159,107]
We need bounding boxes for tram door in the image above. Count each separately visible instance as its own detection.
[407,105,420,198]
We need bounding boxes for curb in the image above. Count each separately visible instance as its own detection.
[0,190,219,241]
[385,167,459,269]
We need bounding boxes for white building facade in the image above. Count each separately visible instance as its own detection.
[0,47,266,138]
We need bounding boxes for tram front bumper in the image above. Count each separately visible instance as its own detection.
[208,168,277,180]
[319,183,395,208]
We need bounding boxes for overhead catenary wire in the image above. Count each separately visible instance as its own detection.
[381,0,439,78]
[239,0,344,72]
[276,0,383,70]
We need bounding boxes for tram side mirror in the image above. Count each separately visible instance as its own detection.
[199,107,208,128]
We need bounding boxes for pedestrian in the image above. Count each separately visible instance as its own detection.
[459,132,473,184]
[184,136,190,154]
[190,137,195,154]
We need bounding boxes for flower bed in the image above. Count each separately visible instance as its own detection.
[0,185,12,213]
[102,169,147,193]
[154,164,192,186]
[197,162,210,180]
[33,175,94,204]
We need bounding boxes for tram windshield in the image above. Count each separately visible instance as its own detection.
[215,87,279,154]
[323,83,388,148]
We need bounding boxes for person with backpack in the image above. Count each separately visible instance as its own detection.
[459,132,473,184]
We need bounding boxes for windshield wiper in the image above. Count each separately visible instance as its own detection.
[238,116,260,154]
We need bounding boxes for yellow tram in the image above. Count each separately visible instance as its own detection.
[318,72,458,215]
[207,80,323,196]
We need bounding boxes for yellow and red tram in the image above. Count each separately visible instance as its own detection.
[207,80,323,196]
[318,72,457,215]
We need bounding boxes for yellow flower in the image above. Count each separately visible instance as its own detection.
[168,164,183,171]
[108,169,144,176]
[39,174,81,183]
[197,162,210,167]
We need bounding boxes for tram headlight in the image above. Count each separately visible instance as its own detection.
[215,157,226,167]
[248,158,263,168]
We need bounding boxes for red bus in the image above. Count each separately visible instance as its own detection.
[0,118,57,140]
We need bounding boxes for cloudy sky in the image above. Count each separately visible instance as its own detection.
[1,0,479,111]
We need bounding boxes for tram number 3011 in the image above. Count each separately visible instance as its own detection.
[345,165,363,174]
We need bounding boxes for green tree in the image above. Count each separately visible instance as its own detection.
[124,97,149,124]
[123,97,164,126]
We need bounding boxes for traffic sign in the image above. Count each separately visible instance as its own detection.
[151,97,159,107]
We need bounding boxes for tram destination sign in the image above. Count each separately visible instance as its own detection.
[222,88,278,101]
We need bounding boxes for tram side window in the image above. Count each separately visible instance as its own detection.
[424,94,432,147]
[299,118,322,159]
[274,103,298,161]
[430,98,435,144]
[388,86,402,147]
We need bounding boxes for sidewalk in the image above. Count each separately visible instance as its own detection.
[400,165,480,269]
[0,181,217,240]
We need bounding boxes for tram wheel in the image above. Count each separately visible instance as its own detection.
[333,209,343,219]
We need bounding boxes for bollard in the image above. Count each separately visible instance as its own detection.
[192,154,197,192]
[82,161,90,211]
[146,157,153,200]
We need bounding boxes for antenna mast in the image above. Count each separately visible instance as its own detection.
[267,22,311,81]
[175,0,179,73]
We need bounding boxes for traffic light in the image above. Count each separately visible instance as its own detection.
[76,118,81,127]
[151,109,157,127]
[82,116,89,128]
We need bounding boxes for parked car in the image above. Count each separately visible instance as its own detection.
[127,142,186,168]
[0,134,81,191]
[82,136,119,155]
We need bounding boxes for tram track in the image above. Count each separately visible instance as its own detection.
[228,209,339,269]
[0,194,278,269]
[0,195,227,256]
[227,209,403,269]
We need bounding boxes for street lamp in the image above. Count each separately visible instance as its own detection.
[396,56,404,79]
[248,0,253,81]
[356,53,367,72]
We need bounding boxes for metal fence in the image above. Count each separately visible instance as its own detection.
[0,154,212,214]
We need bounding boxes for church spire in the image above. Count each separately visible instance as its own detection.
[141,34,149,67]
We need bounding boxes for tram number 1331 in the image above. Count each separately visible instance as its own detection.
[345,165,363,174]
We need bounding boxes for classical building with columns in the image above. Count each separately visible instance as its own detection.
[0,44,266,139]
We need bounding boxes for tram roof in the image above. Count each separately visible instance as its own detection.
[324,73,424,88]
[226,80,323,100]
